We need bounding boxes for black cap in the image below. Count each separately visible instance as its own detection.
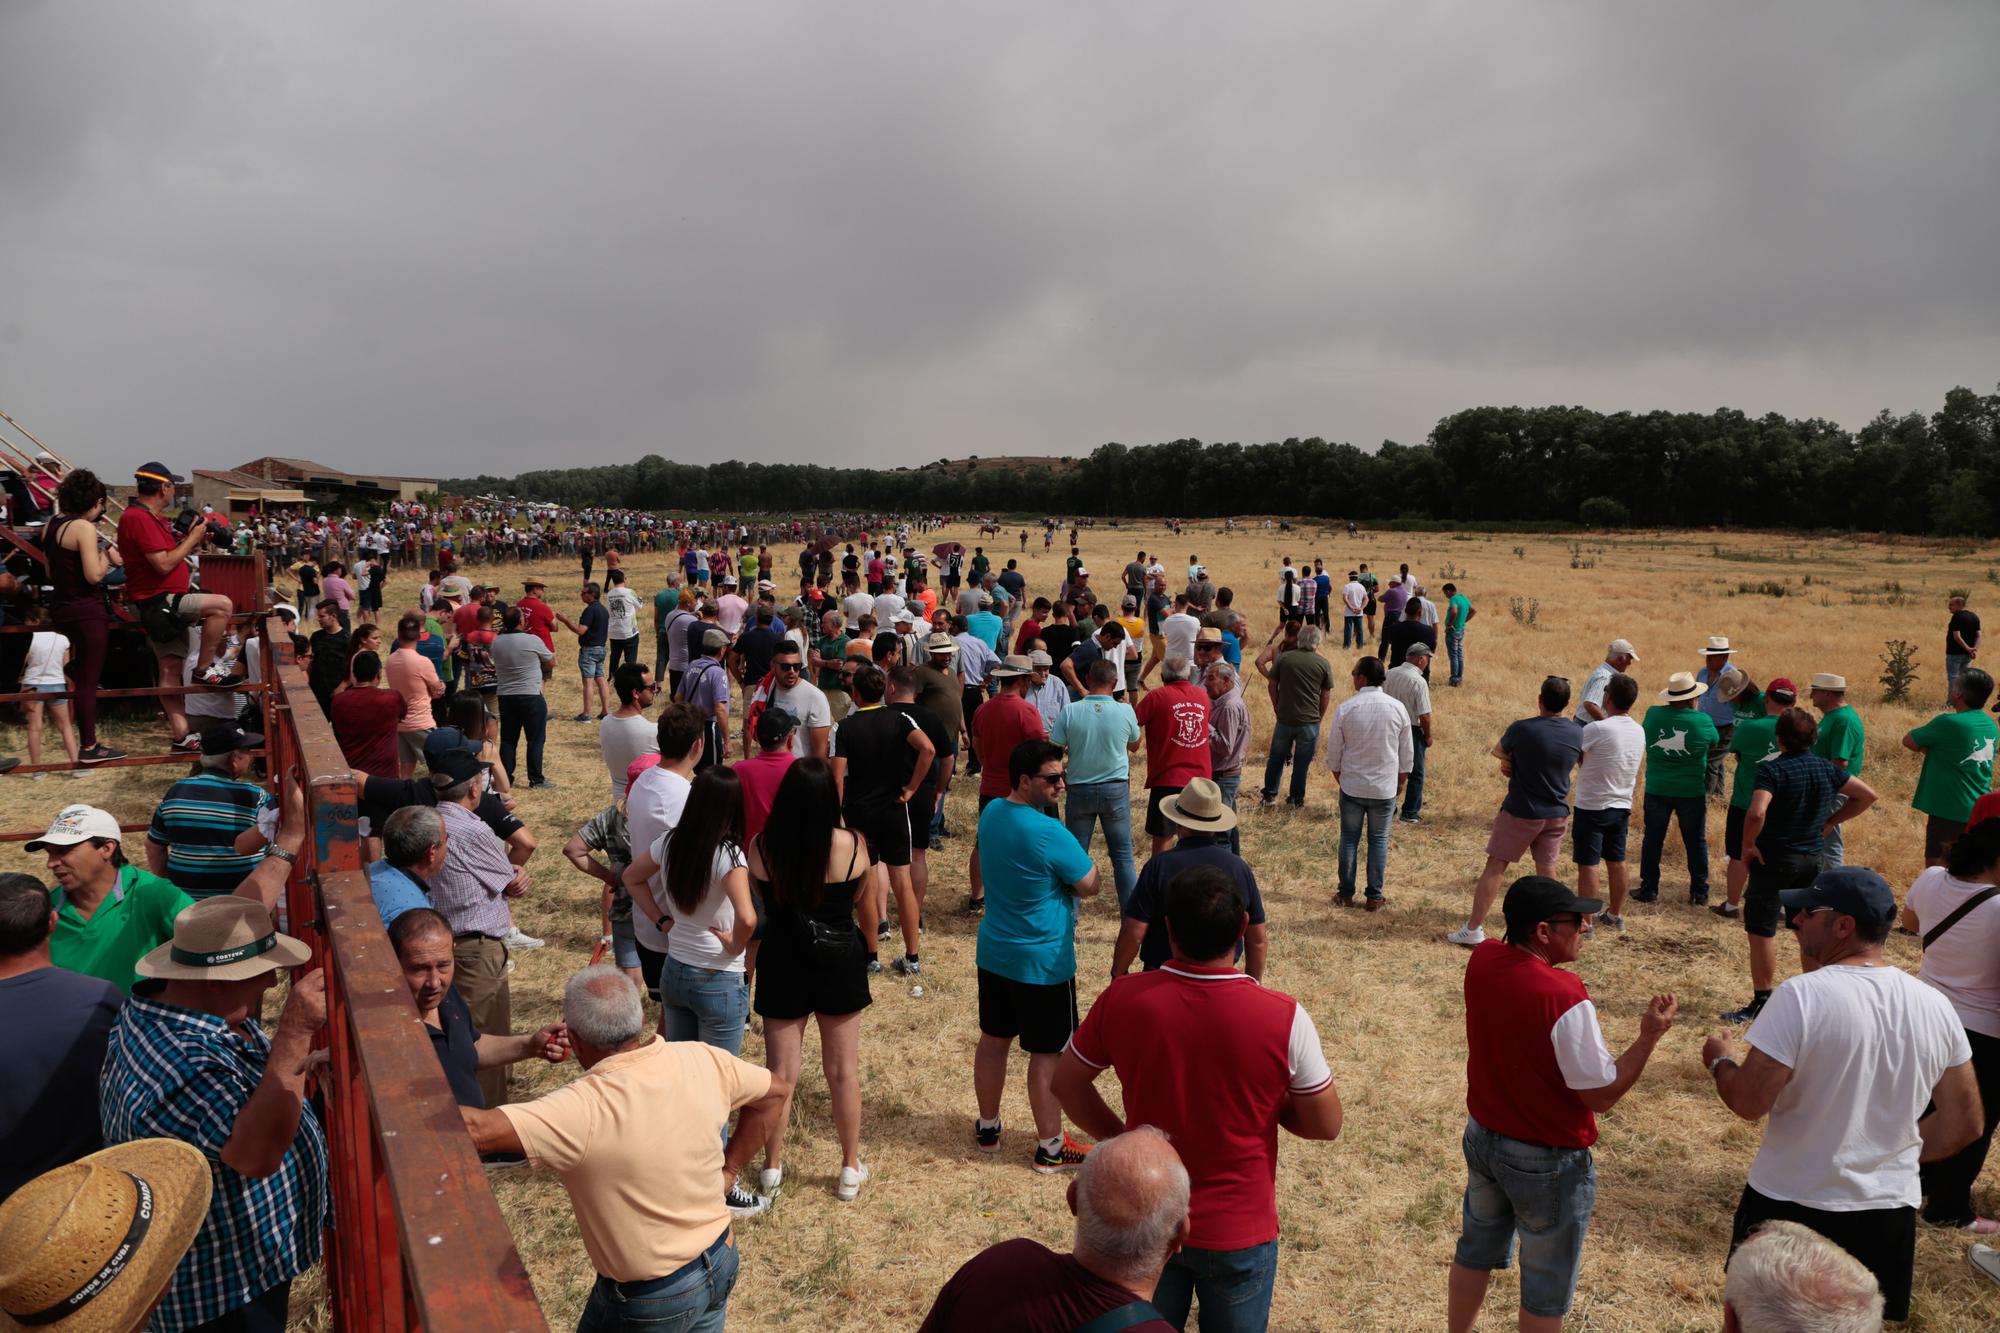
[426,747,493,785]
[1501,875,1603,937]
[755,707,800,747]
[199,723,264,756]
[1779,866,1898,931]
[135,461,185,486]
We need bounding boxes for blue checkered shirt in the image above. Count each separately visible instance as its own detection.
[101,994,330,1331]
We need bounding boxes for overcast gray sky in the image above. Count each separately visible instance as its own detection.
[3,2,1996,483]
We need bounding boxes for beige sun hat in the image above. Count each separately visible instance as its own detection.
[1700,636,1735,656]
[133,896,311,983]
[0,1140,213,1332]
[925,632,959,656]
[1810,672,1847,693]
[990,654,1032,679]
[1159,777,1239,833]
[1658,671,1708,703]
[1713,667,1753,703]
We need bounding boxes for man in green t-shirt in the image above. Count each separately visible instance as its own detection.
[29,804,193,992]
[1714,678,1792,919]
[812,609,852,694]
[1442,582,1474,686]
[1904,667,1999,866]
[1809,672,1866,869]
[1638,673,1722,904]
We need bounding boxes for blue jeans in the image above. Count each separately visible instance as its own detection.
[1454,1118,1596,1320]
[1338,792,1395,900]
[1446,627,1465,683]
[1342,614,1364,647]
[577,1233,739,1332]
[1947,653,1970,702]
[498,692,549,785]
[1064,780,1138,908]
[1214,773,1241,855]
[1150,1239,1278,1333]
[1260,722,1319,806]
[658,956,749,1055]
[1639,793,1709,898]
[1402,739,1426,819]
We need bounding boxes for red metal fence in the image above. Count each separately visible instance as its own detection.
[259,617,549,1331]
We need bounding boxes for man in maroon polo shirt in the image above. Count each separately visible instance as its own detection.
[1133,655,1212,856]
[1448,876,1678,1333]
[1054,865,1341,1331]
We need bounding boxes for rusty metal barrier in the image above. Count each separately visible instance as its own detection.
[259,618,549,1332]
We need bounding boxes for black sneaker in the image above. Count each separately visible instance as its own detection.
[974,1119,1002,1153]
[1690,893,1710,907]
[963,897,985,916]
[1720,1001,1766,1025]
[724,1182,771,1219]
[78,744,127,764]
[876,919,892,941]
[1632,888,1659,904]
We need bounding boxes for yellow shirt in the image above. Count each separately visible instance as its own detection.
[499,1036,772,1280]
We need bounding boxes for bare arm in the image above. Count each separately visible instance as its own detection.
[221,972,325,1177]
[1053,1049,1125,1142]
[1573,995,1677,1113]
[1070,864,1102,899]
[460,1104,523,1155]
[147,840,169,876]
[1828,775,1877,825]
[1111,917,1147,976]
[1702,1039,1795,1122]
[1243,922,1269,982]
[808,725,831,761]
[1278,1085,1343,1141]
[902,727,936,803]
[563,834,621,888]
[1919,1060,1984,1162]
[1741,789,1771,862]
[623,850,667,929]
[722,1072,794,1183]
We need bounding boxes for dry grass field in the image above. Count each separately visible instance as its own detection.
[10,523,1999,1330]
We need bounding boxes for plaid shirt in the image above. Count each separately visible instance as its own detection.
[432,799,518,938]
[1752,750,1845,857]
[101,995,329,1331]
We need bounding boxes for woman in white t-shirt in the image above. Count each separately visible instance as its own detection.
[1904,817,2000,1231]
[20,609,77,769]
[625,766,757,1054]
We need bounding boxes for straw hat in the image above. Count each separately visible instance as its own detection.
[1713,667,1752,703]
[925,633,959,656]
[1699,636,1735,656]
[133,896,311,983]
[1658,671,1708,703]
[990,654,1032,679]
[1810,672,1847,693]
[1158,778,1238,833]
[0,1140,212,1332]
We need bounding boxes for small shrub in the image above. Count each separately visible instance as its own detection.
[1436,562,1468,581]
[1738,580,1792,598]
[1880,639,1919,703]
[1512,545,1526,559]
[1508,596,1541,628]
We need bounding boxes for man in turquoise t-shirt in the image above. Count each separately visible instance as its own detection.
[1717,680,1791,918]
[972,739,1101,1174]
[1809,672,1866,868]
[1638,674,1722,904]
[1904,667,1998,866]
[1442,583,1474,686]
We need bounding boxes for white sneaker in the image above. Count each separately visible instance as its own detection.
[503,926,546,950]
[759,1167,784,1197]
[1445,925,1486,949]
[1972,1243,2000,1287]
[836,1163,869,1202]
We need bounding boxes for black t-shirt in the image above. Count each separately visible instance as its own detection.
[685,618,718,664]
[361,777,524,844]
[297,563,320,595]
[892,700,951,811]
[834,703,919,815]
[307,629,350,704]
[918,1240,1173,1333]
[1949,608,1981,659]
[1040,623,1080,669]
[1384,619,1438,668]
[427,985,485,1108]
[735,625,783,684]
[577,601,609,648]
[0,968,124,1200]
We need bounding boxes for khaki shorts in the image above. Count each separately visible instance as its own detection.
[1487,810,1569,865]
[398,729,433,769]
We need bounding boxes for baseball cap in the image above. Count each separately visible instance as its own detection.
[1028,649,1053,667]
[755,708,800,746]
[24,804,123,852]
[135,461,185,486]
[1501,875,1603,937]
[1607,638,1639,660]
[423,727,482,762]
[199,723,263,757]
[1122,595,1139,609]
[1778,866,1897,931]
[892,609,917,626]
[1074,567,1089,577]
[1766,676,1798,700]
[426,748,494,785]
[1405,640,1434,659]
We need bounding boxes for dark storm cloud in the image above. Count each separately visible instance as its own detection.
[1,1,1995,481]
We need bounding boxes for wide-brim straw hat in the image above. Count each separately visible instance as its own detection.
[1811,672,1848,693]
[134,896,311,983]
[0,1140,212,1332]
[1714,667,1752,703]
[1159,778,1238,833]
[1699,636,1735,656]
[1658,671,1708,703]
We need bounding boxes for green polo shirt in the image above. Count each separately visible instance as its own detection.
[1813,703,1866,776]
[51,864,193,992]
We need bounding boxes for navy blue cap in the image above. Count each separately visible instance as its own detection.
[423,727,481,762]
[1779,866,1897,930]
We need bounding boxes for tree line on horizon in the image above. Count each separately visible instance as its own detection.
[443,382,2000,535]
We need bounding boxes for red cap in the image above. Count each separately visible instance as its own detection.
[1766,676,1798,699]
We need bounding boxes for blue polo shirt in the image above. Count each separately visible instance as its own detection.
[976,798,1096,986]
[1050,695,1141,785]
[367,859,433,927]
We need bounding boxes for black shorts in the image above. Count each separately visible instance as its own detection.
[976,968,1078,1055]
[1744,850,1820,938]
[1926,815,1967,862]
[754,918,871,1021]
[1571,806,1630,866]
[636,940,666,999]
[1144,785,1185,838]
[847,802,913,868]
[1730,1186,1915,1322]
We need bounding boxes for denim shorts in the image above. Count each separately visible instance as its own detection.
[610,917,641,970]
[578,644,608,678]
[30,682,65,696]
[1454,1118,1596,1319]
[1570,806,1629,867]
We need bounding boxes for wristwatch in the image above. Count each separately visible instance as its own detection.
[656,914,671,932]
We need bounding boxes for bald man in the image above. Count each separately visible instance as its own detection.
[919,1127,1189,1331]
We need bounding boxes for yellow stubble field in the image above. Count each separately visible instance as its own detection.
[7,522,1995,1331]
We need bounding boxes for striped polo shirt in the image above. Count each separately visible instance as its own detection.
[147,772,274,899]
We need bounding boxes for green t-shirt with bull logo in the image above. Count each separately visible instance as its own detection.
[1728,715,1782,810]
[1641,704,1720,799]
[1910,708,1999,824]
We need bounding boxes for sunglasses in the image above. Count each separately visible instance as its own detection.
[1036,771,1068,786]
[775,661,802,672]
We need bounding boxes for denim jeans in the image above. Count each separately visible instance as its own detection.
[1260,722,1319,806]
[1342,614,1364,647]
[1454,1118,1596,1320]
[498,692,549,785]
[1064,780,1138,908]
[1338,792,1395,900]
[1947,653,1970,702]
[1150,1239,1278,1333]
[1214,773,1241,855]
[659,956,750,1055]
[1402,739,1426,819]
[1639,793,1709,898]
[577,1235,739,1332]
[1446,627,1466,684]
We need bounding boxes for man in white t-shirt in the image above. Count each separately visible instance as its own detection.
[623,705,703,977]
[603,569,643,672]
[841,575,873,635]
[762,642,833,759]
[1700,866,1982,1323]
[599,663,660,798]
[1575,672,1644,930]
[1341,573,1368,649]
[872,584,907,631]
[1161,594,1201,665]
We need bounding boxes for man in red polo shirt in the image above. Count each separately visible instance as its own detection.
[1054,865,1341,1332]
[516,577,561,651]
[1448,876,1678,1333]
[967,654,1047,908]
[1133,655,1212,856]
[115,461,235,748]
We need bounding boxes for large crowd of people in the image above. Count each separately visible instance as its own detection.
[2,472,1998,1331]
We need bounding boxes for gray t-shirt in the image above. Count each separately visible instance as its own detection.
[491,632,553,696]
[599,711,659,797]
